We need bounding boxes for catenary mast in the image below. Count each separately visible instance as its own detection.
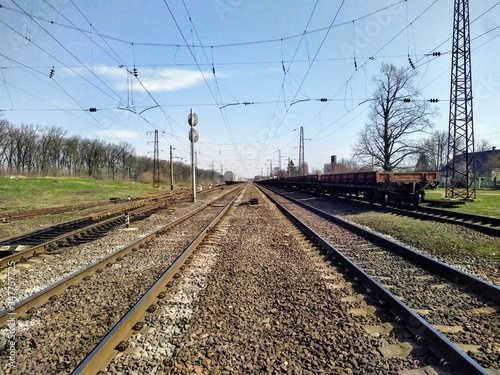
[446,0,476,199]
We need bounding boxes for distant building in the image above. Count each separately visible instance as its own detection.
[440,147,500,189]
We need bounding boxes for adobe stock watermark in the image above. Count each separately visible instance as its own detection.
[210,0,243,22]
[6,0,70,53]
[339,1,405,59]
[235,108,297,173]
[5,261,17,369]
[473,73,500,111]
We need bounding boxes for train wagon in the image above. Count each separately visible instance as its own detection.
[223,171,247,185]
[260,171,439,206]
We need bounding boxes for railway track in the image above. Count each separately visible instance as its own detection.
[0,188,203,223]
[0,198,167,268]
[260,185,499,374]
[392,205,500,237]
[2,183,497,373]
[338,193,500,237]
[0,185,244,374]
[69,183,496,374]
[72,188,243,374]
[0,196,153,223]
[283,186,500,237]
[0,187,227,266]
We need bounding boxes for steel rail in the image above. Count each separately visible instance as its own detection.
[262,186,499,303]
[0,186,242,327]
[346,193,499,236]
[0,188,197,223]
[0,193,192,268]
[0,209,138,269]
[408,205,500,235]
[259,186,490,375]
[71,186,243,374]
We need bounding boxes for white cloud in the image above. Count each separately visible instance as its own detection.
[92,66,211,92]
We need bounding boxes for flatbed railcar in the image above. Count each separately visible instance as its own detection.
[259,171,439,206]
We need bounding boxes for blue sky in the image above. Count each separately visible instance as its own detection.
[1,0,499,178]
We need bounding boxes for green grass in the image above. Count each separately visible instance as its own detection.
[350,212,499,263]
[0,177,163,212]
[425,188,500,218]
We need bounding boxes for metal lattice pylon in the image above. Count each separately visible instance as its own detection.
[446,0,476,200]
[298,126,304,176]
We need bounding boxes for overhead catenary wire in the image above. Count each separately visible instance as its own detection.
[163,0,240,158]
[1,1,499,174]
[0,1,408,50]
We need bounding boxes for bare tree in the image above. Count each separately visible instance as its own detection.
[476,139,492,152]
[0,119,218,184]
[12,124,38,174]
[353,63,436,171]
[38,126,67,175]
[416,130,448,171]
[60,136,81,175]
[0,118,12,173]
[80,139,106,177]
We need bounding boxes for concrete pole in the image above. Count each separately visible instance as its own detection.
[190,109,196,202]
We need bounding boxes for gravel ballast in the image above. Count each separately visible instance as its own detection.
[105,185,432,374]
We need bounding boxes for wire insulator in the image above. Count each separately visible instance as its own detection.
[432,52,441,56]
[403,98,411,102]
[89,107,97,112]
[49,67,55,78]
[320,98,328,102]
[429,99,439,103]
[408,56,415,69]
[133,67,138,77]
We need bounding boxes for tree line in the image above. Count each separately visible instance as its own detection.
[0,118,219,184]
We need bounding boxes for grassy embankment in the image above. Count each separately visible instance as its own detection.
[0,177,180,238]
[349,188,499,262]
[0,176,165,211]
[425,188,500,218]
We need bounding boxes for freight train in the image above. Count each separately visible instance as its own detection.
[259,171,439,206]
[223,171,247,185]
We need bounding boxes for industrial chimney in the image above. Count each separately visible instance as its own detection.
[331,155,337,173]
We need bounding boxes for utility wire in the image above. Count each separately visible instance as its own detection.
[0,1,408,50]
